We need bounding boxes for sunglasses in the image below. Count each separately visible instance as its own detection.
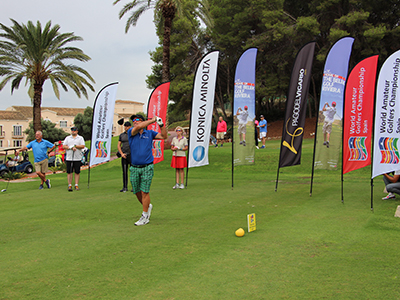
[133,118,142,121]
[176,129,182,132]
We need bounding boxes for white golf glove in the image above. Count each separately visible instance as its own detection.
[156,116,164,127]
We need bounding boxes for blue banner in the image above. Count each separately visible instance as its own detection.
[233,48,257,166]
[314,37,354,170]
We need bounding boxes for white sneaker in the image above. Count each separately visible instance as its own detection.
[148,204,153,219]
[135,214,149,226]
[382,193,396,200]
[179,184,185,189]
[172,183,179,189]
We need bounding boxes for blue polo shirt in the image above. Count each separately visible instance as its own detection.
[259,119,267,133]
[128,128,158,165]
[26,139,54,163]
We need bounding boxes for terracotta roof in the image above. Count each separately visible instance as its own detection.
[117,113,134,118]
[9,106,85,118]
[42,107,85,116]
[116,99,144,105]
[0,110,28,121]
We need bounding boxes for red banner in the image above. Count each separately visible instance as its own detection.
[147,82,170,164]
[343,55,378,174]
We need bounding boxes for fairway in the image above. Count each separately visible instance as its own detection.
[1,138,400,299]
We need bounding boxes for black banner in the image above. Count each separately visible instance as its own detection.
[279,42,316,168]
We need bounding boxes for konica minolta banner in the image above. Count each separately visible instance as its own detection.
[279,42,315,168]
[188,51,219,168]
[233,48,257,166]
[372,49,400,178]
[89,82,118,167]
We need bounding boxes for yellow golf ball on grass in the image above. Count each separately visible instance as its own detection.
[235,228,245,237]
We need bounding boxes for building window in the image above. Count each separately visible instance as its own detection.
[13,125,22,136]
[60,120,68,128]
[0,125,3,136]
[13,140,22,147]
[0,140,3,147]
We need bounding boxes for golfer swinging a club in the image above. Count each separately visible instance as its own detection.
[128,115,167,226]
[237,106,249,146]
[322,101,336,148]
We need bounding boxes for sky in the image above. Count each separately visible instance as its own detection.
[0,0,159,111]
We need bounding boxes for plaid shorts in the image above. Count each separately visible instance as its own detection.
[130,163,154,193]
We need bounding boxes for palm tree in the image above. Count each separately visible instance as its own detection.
[0,19,95,132]
[114,0,211,83]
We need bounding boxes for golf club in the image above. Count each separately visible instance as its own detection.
[1,177,10,192]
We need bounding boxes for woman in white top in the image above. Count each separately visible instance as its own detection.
[171,126,188,189]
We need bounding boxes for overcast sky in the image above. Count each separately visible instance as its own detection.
[0,0,159,111]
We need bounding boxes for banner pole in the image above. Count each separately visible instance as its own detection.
[310,115,319,196]
[341,103,345,204]
[275,167,280,192]
[185,154,189,187]
[232,113,234,189]
[370,178,374,211]
[87,165,91,188]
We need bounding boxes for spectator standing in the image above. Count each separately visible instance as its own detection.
[63,127,85,191]
[16,131,55,189]
[259,115,267,149]
[215,116,227,147]
[171,126,188,189]
[118,121,132,192]
[254,119,260,149]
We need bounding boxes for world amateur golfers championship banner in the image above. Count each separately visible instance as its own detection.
[314,37,354,170]
[279,42,315,168]
[89,82,118,167]
[147,82,170,164]
[188,51,219,168]
[372,50,400,178]
[343,55,378,174]
[233,48,257,166]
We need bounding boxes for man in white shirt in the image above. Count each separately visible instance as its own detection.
[63,127,85,191]
[322,101,336,148]
[237,106,249,146]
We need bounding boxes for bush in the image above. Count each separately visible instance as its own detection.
[2,172,26,180]
[49,163,66,173]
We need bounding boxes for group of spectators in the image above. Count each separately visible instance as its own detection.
[14,108,399,227]
[16,128,85,191]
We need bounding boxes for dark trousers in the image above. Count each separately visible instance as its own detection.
[121,156,131,189]
[255,127,259,147]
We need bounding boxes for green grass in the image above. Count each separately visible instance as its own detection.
[1,138,400,299]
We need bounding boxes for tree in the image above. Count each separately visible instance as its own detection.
[24,120,68,143]
[73,106,93,141]
[205,0,400,120]
[114,0,212,83]
[146,3,206,123]
[0,19,95,132]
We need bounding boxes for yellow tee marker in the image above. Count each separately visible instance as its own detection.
[247,213,256,232]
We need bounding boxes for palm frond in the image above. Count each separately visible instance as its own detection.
[0,19,95,105]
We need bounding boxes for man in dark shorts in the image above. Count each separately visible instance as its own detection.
[128,114,167,226]
[63,127,85,191]
[118,121,132,192]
